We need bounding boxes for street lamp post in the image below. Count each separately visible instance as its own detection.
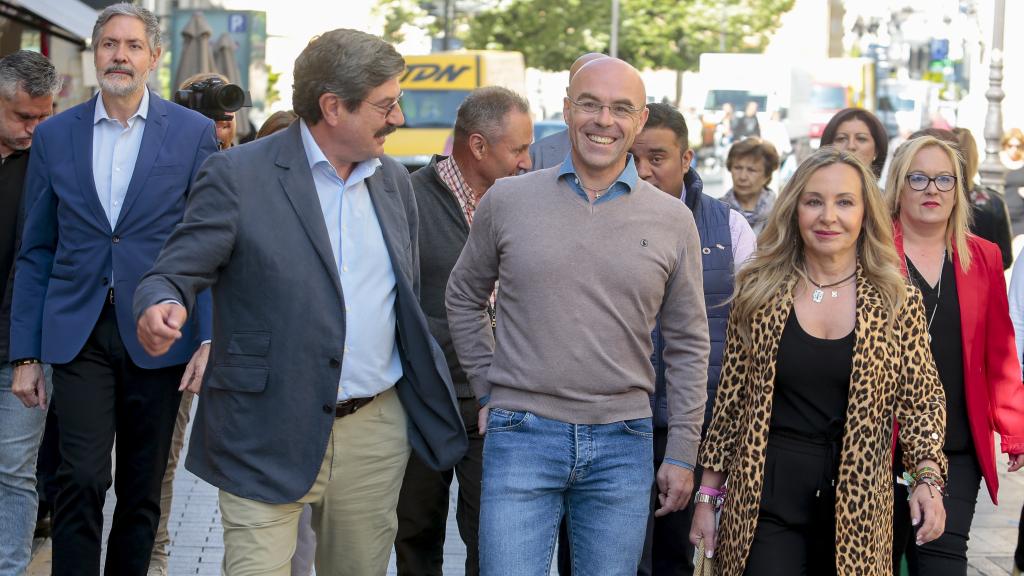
[610,0,619,58]
[979,0,1007,193]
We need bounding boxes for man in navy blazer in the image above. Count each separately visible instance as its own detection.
[8,4,217,574]
[135,28,467,575]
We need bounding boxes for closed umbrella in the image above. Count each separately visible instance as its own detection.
[174,11,216,90]
[213,32,252,141]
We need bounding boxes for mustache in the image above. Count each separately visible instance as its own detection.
[105,66,134,77]
[375,125,397,139]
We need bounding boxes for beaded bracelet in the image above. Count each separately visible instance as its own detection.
[900,470,947,500]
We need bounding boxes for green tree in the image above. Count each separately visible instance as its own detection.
[375,0,439,45]
[265,65,282,109]
[464,0,795,72]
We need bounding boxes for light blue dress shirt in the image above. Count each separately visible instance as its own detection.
[93,89,149,230]
[557,152,638,204]
[299,120,403,401]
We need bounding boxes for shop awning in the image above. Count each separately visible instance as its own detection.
[15,0,97,43]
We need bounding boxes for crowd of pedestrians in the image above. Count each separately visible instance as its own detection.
[1,4,1024,576]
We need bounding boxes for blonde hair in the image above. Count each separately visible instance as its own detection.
[731,146,905,347]
[884,136,972,271]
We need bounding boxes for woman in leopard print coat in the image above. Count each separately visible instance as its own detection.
[690,146,948,575]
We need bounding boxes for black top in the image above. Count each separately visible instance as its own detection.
[969,187,1013,269]
[906,256,972,453]
[0,150,29,305]
[770,310,854,442]
[0,149,30,362]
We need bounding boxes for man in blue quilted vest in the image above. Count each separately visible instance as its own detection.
[631,102,756,576]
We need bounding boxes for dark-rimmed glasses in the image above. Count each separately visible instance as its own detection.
[906,172,957,192]
[566,97,643,119]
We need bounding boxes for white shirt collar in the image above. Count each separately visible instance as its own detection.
[94,88,150,125]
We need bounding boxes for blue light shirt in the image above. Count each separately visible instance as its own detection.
[93,89,149,230]
[300,120,403,401]
[557,152,639,204]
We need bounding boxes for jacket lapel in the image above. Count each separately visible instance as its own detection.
[894,220,976,373]
[115,91,168,231]
[71,96,112,230]
[846,265,887,420]
[366,166,413,287]
[276,123,343,302]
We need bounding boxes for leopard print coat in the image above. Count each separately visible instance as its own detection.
[699,269,948,576]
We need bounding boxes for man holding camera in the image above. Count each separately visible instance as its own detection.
[8,4,217,573]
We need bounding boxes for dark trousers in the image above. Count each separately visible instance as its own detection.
[36,396,61,519]
[1016,503,1024,571]
[395,396,485,576]
[743,433,839,576]
[892,451,982,576]
[638,427,697,576]
[51,303,184,576]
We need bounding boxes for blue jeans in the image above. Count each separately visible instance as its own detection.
[0,363,53,576]
[479,408,653,576]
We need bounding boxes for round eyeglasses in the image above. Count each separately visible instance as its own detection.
[905,172,957,192]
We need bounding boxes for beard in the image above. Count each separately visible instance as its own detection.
[0,134,30,153]
[98,66,147,98]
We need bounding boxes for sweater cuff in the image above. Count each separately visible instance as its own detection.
[665,426,700,467]
[662,458,694,471]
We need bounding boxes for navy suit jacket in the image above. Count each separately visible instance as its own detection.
[134,122,468,503]
[10,92,217,368]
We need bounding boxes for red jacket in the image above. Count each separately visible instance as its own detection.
[895,222,1024,503]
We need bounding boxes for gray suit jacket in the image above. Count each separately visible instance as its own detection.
[528,129,571,171]
[134,122,467,504]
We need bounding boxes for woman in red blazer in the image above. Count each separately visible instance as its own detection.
[886,134,1024,575]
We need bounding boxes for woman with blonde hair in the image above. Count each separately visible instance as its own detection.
[887,135,1024,576]
[689,146,948,575]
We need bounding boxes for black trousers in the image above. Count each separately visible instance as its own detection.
[394,396,485,576]
[1016,503,1024,571]
[892,451,982,576]
[50,302,184,576]
[743,433,839,576]
[36,395,61,517]
[637,427,698,576]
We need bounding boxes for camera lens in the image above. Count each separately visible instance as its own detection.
[211,84,246,112]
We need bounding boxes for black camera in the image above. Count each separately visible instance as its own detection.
[174,77,251,122]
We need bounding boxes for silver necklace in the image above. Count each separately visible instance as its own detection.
[579,180,611,200]
[905,251,944,343]
[801,267,857,303]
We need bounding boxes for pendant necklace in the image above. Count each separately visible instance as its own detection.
[579,180,611,200]
[905,251,944,343]
[801,266,857,303]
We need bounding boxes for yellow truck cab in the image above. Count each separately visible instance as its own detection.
[386,50,526,169]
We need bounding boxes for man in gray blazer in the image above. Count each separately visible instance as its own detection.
[134,28,466,575]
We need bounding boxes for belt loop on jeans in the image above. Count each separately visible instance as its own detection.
[335,394,377,418]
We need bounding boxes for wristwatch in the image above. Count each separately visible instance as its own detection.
[694,492,723,510]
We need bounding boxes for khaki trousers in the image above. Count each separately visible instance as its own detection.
[218,387,410,576]
[150,390,195,574]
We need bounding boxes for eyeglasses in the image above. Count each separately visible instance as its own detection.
[567,97,643,119]
[905,172,957,192]
[364,91,403,117]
